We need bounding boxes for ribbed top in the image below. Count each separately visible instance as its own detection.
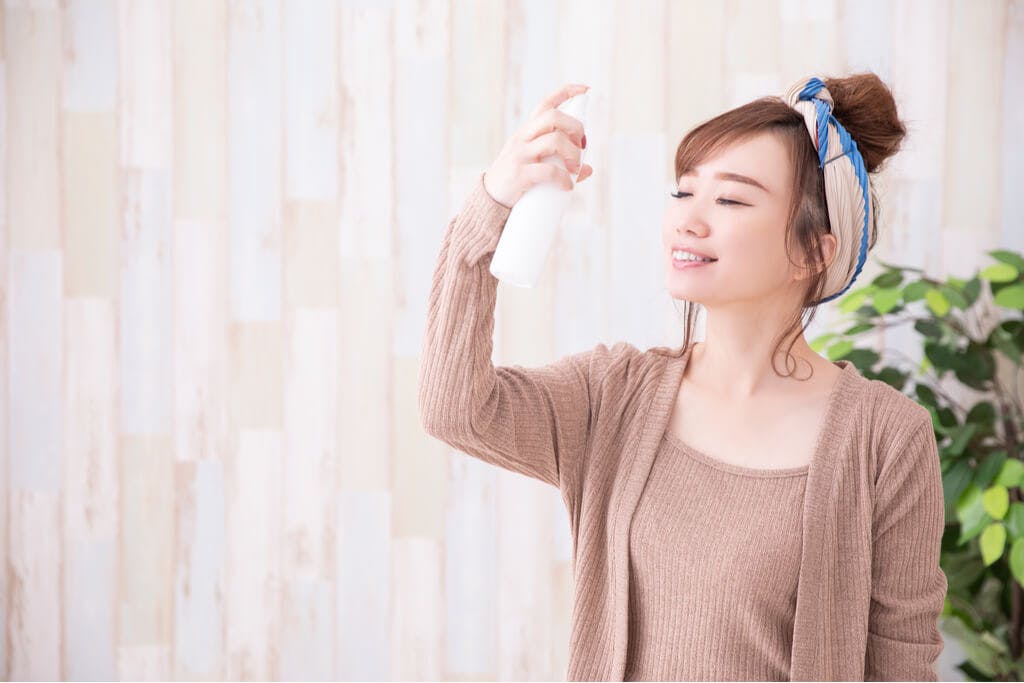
[624,433,807,681]
[417,172,948,681]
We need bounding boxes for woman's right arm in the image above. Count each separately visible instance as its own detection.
[418,170,601,492]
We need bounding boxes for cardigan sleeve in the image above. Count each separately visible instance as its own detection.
[864,414,948,681]
[417,171,608,494]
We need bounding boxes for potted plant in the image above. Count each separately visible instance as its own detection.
[810,249,1024,681]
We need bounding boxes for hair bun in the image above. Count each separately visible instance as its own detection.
[822,72,907,174]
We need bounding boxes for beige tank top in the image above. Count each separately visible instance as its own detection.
[623,431,808,681]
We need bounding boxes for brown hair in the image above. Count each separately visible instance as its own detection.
[653,72,908,380]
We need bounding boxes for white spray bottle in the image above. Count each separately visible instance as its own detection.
[489,91,589,288]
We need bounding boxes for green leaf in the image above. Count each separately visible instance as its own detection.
[980,522,1006,565]
[938,283,968,309]
[843,322,874,336]
[993,283,1024,309]
[943,460,974,522]
[872,270,904,288]
[872,286,902,314]
[973,450,1007,489]
[913,318,944,339]
[956,484,991,544]
[925,288,950,316]
[1010,538,1024,589]
[825,339,854,360]
[989,249,1024,272]
[979,262,1019,282]
[982,485,1009,520]
[994,458,1024,488]
[1006,503,1024,540]
[839,288,871,314]
[902,280,931,302]
[808,332,837,353]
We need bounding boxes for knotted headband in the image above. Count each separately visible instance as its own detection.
[782,76,873,306]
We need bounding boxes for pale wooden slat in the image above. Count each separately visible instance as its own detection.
[338,2,392,263]
[335,490,391,680]
[118,0,172,169]
[392,538,443,680]
[173,0,226,220]
[64,112,118,298]
[63,0,117,113]
[842,0,894,82]
[1003,0,1024,251]
[0,36,7,681]
[395,0,448,358]
[283,0,337,201]
[227,0,282,323]
[723,0,782,106]
[8,491,60,679]
[6,2,60,248]
[442,457,498,679]
[118,435,174,680]
[8,250,62,491]
[225,430,283,680]
[173,460,225,679]
[120,169,173,436]
[278,580,334,679]
[174,217,229,460]
[64,299,118,678]
[496,475,559,680]
[281,310,337,675]
[941,0,1007,278]
[780,0,842,81]
[65,538,117,679]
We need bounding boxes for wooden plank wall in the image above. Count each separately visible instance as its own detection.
[1,0,1019,680]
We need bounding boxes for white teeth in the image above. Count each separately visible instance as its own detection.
[672,250,714,262]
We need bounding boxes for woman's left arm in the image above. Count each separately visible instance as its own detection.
[864,414,948,682]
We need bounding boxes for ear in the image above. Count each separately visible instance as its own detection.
[793,233,838,281]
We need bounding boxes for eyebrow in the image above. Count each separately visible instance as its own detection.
[679,170,771,195]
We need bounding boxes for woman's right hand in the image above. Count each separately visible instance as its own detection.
[482,83,593,209]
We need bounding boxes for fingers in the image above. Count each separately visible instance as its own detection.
[522,108,585,147]
[523,132,583,173]
[529,82,589,120]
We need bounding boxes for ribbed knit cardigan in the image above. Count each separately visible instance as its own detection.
[417,172,948,681]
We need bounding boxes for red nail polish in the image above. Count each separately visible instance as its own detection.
[582,134,587,149]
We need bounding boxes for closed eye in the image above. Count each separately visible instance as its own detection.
[669,191,745,206]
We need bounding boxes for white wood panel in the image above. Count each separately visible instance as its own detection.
[8,491,60,679]
[283,0,337,201]
[120,169,174,436]
[118,0,172,169]
[225,430,282,680]
[394,0,448,358]
[6,2,60,248]
[391,538,443,680]
[63,0,117,113]
[173,459,225,679]
[228,0,283,323]
[8,250,62,491]
[64,299,118,678]
[335,490,391,680]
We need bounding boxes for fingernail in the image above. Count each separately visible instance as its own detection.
[582,134,587,149]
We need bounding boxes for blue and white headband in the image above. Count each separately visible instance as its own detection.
[782,76,873,306]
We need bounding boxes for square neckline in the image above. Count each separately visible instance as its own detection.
[662,342,857,478]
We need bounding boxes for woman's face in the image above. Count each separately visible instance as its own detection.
[662,132,804,308]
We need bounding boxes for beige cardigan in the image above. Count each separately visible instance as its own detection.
[418,172,947,681]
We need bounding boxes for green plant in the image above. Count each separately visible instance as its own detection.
[809,249,1024,681]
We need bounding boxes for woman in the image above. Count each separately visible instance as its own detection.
[418,75,946,681]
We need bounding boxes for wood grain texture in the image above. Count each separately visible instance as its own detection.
[1,0,1013,678]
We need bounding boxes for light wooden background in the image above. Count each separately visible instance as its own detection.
[1,0,1019,680]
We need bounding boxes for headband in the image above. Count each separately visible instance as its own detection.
[782,76,874,306]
